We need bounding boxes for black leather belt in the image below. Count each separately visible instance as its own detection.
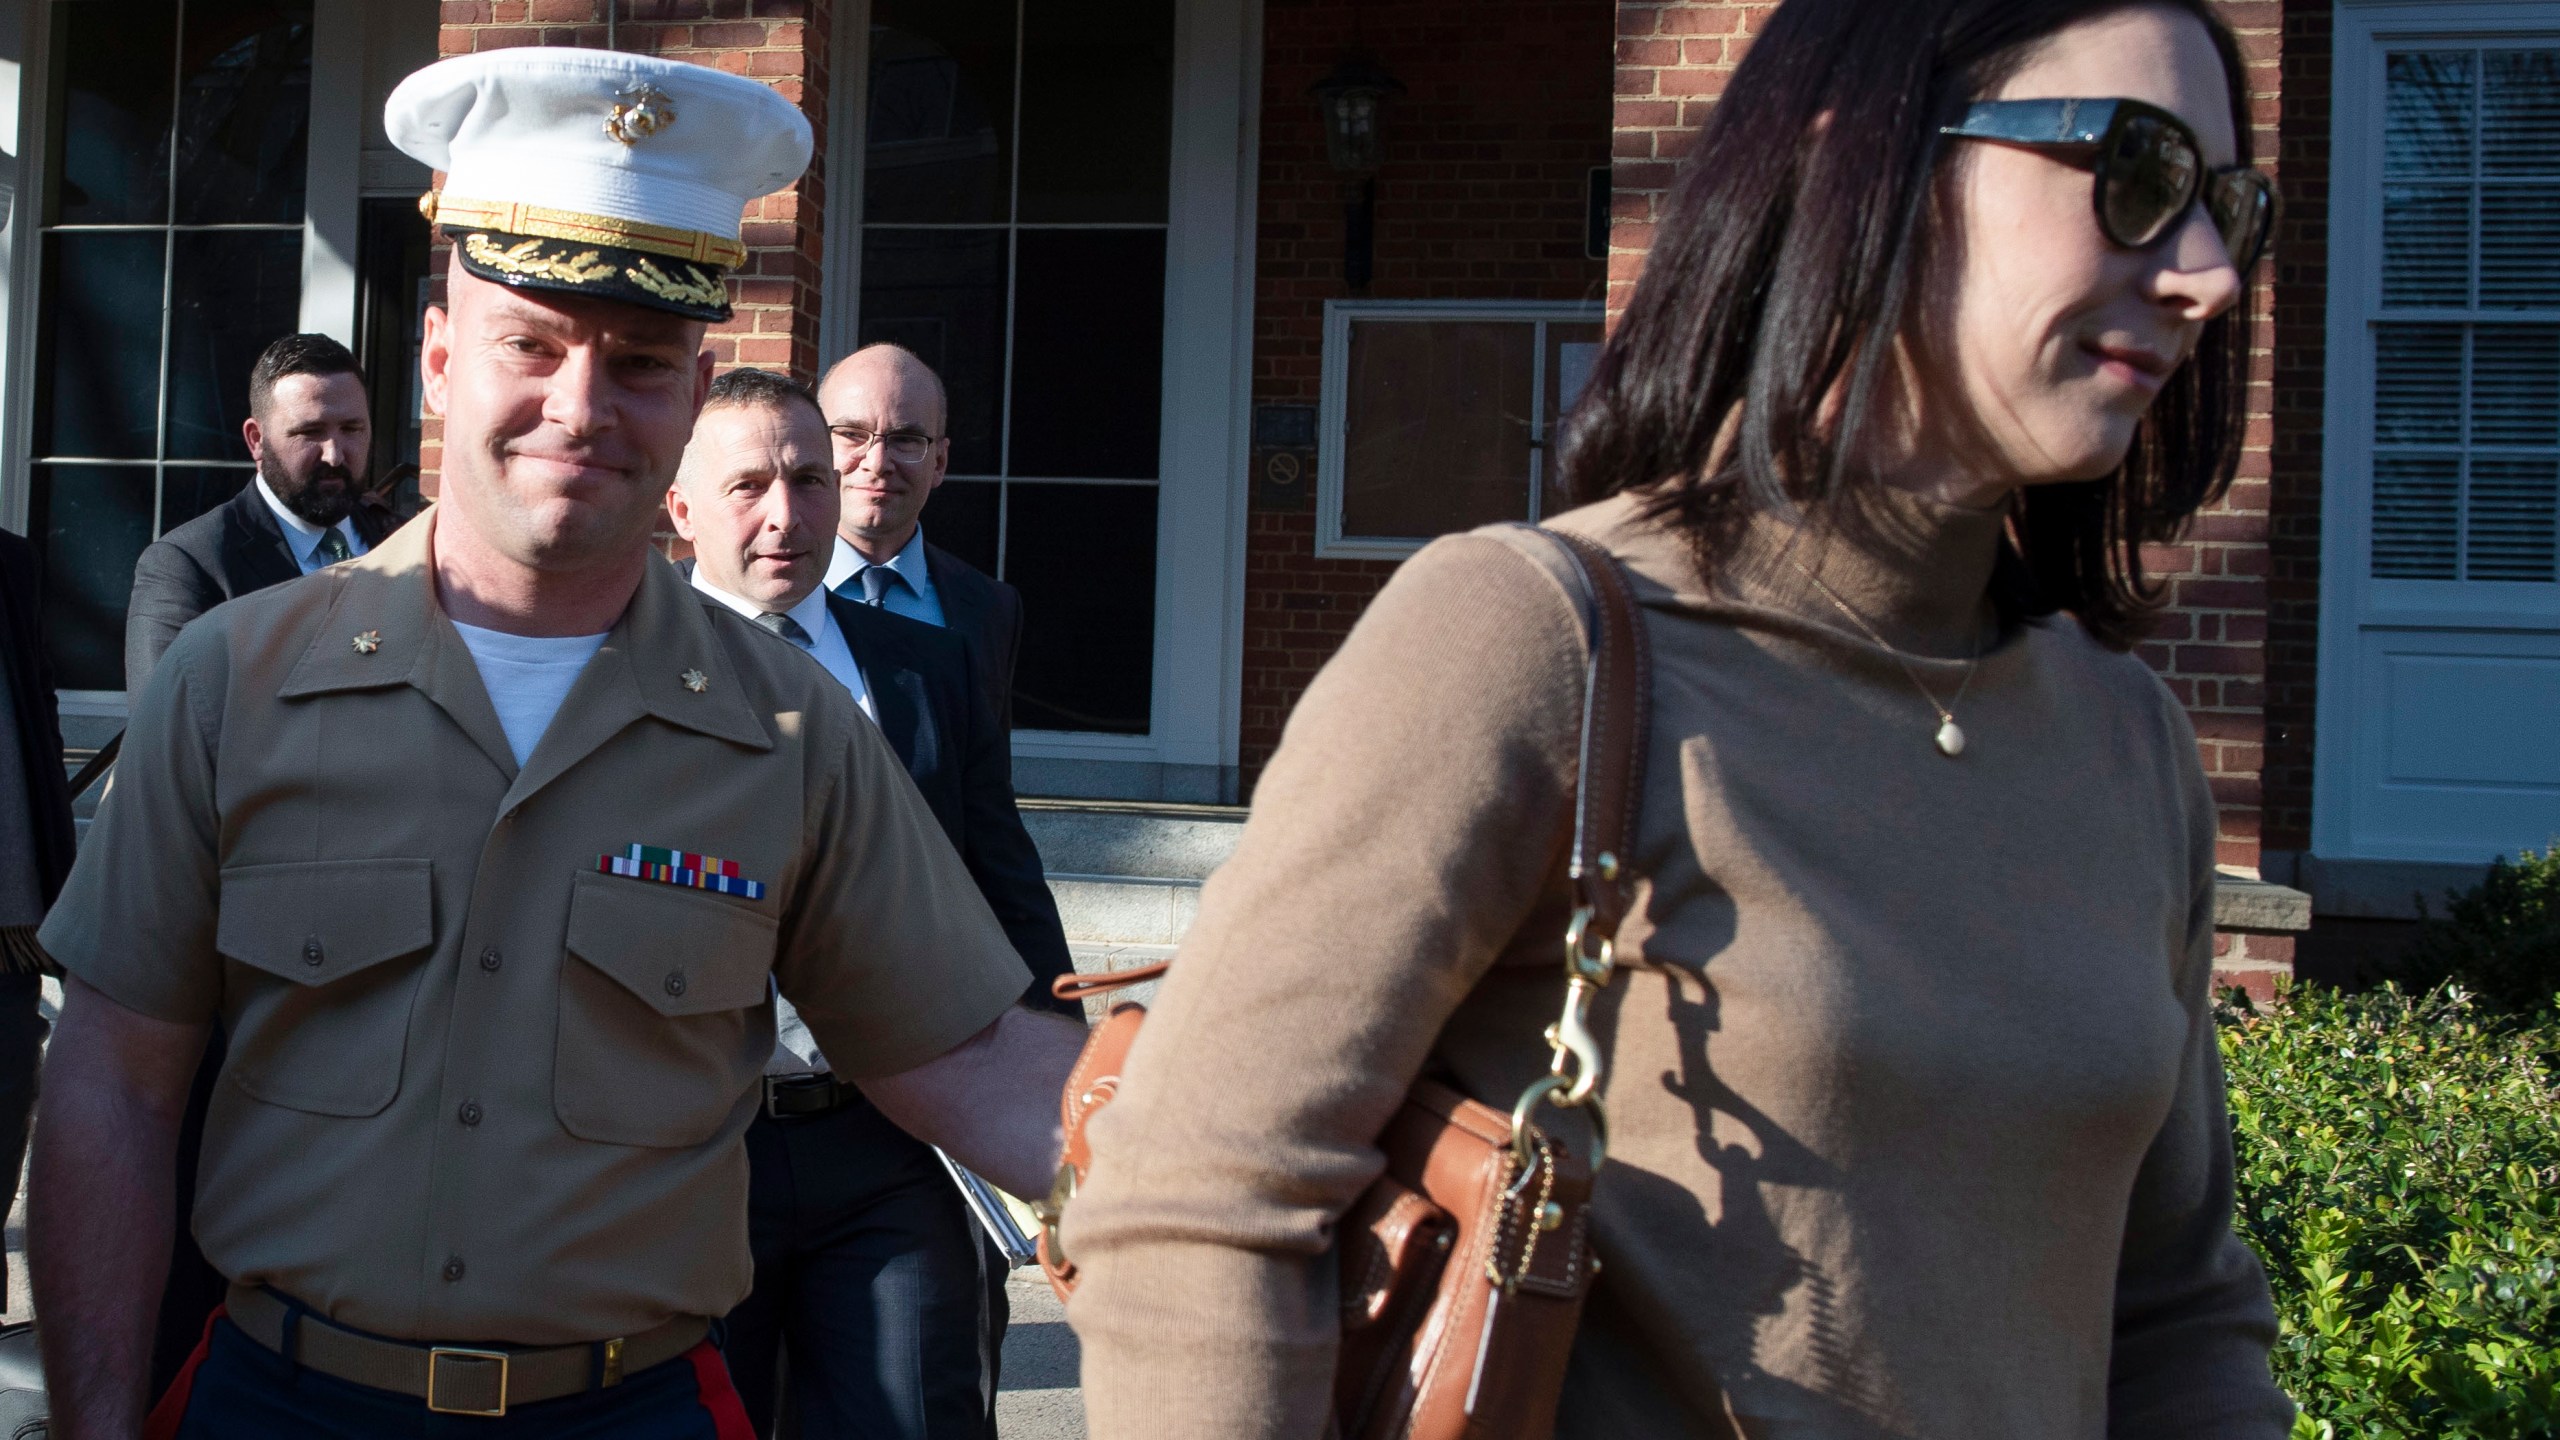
[762,1071,857,1120]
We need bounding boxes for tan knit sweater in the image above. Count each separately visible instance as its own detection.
[1064,492,2292,1439]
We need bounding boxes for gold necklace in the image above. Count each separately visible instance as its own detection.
[1788,556,1983,757]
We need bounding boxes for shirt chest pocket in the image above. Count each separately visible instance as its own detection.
[215,860,437,1118]
[555,872,779,1149]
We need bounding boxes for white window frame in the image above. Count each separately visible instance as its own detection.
[824,0,1262,800]
[1314,298,1603,560]
[2315,0,2560,864]
[0,0,370,715]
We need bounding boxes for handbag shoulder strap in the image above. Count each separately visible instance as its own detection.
[1505,526,1651,948]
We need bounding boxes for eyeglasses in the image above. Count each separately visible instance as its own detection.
[829,426,943,465]
[1940,98,2275,274]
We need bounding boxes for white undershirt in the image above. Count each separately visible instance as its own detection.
[448,621,610,767]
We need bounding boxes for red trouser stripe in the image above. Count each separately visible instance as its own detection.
[141,1304,226,1440]
[687,1341,758,1440]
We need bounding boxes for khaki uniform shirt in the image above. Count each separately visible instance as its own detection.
[41,509,1028,1345]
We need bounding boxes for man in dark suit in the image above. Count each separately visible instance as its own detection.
[121,332,395,1395]
[818,344,1025,726]
[668,368,1076,1440]
[0,528,78,1299]
[124,332,396,693]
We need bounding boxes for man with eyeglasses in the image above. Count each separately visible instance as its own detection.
[668,367,1077,1440]
[815,343,1050,1429]
[819,345,1026,727]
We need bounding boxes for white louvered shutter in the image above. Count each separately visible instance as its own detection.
[2373,47,2560,585]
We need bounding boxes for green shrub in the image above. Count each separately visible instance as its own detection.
[2220,984,2560,1439]
[2391,843,2560,1019]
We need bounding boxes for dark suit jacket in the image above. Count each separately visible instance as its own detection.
[922,541,1024,731]
[124,483,398,694]
[827,592,1075,1017]
[0,529,76,908]
[676,560,1076,1018]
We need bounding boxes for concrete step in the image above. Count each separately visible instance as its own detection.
[1025,800,1243,948]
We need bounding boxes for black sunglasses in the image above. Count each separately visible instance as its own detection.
[1940,98,2275,273]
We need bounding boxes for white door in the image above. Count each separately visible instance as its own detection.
[822,0,1256,801]
[2319,4,2560,866]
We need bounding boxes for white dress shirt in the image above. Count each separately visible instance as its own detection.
[823,526,946,629]
[688,568,875,722]
[254,473,368,573]
[688,567,879,1078]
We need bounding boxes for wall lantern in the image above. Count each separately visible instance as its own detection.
[1310,55,1403,290]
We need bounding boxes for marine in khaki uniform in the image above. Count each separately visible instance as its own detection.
[28,49,1086,1440]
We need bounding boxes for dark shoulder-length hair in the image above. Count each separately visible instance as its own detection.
[1563,0,2254,650]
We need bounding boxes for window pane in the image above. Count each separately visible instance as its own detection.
[2375,324,2463,445]
[51,0,178,224]
[1544,321,1605,514]
[37,232,165,460]
[2467,458,2558,582]
[2481,50,2560,178]
[2372,455,2462,579]
[1340,320,1535,540]
[1004,483,1154,734]
[859,228,1008,475]
[1016,0,1174,223]
[173,0,315,224]
[2383,185,2473,307]
[1008,229,1165,478]
[165,229,304,461]
[2385,52,2474,180]
[160,466,250,536]
[866,0,1014,224]
[921,477,1000,577]
[32,464,156,690]
[2479,185,2560,309]
[2472,326,2560,447]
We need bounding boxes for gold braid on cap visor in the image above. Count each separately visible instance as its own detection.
[424,191,749,270]
[461,234,620,285]
[458,233,728,312]
[622,256,728,310]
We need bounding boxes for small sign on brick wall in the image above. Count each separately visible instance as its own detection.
[1252,404,1318,512]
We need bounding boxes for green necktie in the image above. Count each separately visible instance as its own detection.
[317,527,353,565]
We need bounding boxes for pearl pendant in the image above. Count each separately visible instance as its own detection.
[1935,718,1966,757]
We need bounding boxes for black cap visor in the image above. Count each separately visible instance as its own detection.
[445,227,732,322]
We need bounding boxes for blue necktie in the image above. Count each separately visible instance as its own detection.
[858,566,901,608]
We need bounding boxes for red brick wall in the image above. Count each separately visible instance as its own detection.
[1612,2,2295,977]
[421,0,832,503]
[1240,0,1616,784]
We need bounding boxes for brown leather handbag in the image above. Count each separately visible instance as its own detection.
[1032,528,1651,1440]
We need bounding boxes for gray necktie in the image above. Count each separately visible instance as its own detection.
[317,527,353,565]
[858,566,901,608]
[752,610,813,649]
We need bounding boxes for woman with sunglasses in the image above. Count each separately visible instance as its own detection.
[1063,1,2293,1435]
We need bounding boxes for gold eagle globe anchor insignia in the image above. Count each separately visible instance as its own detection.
[604,83,677,146]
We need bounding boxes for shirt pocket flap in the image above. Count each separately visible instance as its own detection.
[564,872,776,1017]
[215,860,435,987]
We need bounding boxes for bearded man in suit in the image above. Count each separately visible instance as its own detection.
[123,332,397,694]
[119,330,399,1393]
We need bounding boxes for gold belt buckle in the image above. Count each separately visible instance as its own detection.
[425,1345,511,1417]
